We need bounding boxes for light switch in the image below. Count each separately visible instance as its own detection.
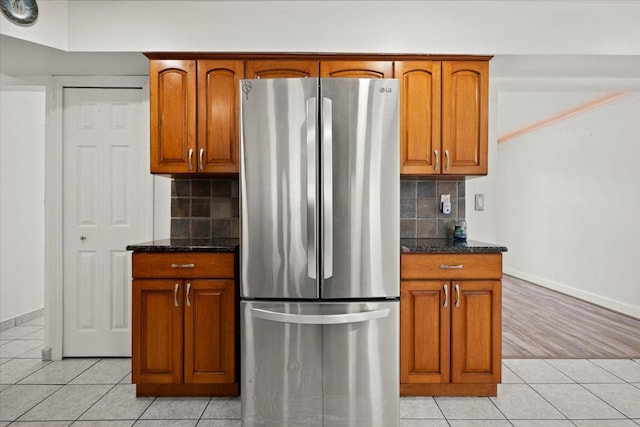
[475,194,485,211]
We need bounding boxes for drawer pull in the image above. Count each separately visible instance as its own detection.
[440,264,463,269]
[171,263,195,268]
[443,284,449,307]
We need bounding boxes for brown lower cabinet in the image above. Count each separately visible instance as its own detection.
[131,252,238,397]
[400,253,502,396]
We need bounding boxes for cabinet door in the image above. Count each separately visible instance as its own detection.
[320,61,393,78]
[246,60,319,78]
[400,281,450,384]
[184,279,236,384]
[132,279,183,384]
[197,60,244,173]
[442,61,488,175]
[150,60,197,173]
[451,280,501,384]
[395,61,441,175]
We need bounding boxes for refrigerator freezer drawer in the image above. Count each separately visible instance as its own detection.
[241,300,399,427]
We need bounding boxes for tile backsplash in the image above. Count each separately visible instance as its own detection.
[400,178,466,239]
[171,178,239,240]
[170,176,465,240]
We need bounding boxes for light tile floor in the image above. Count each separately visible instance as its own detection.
[1,317,640,426]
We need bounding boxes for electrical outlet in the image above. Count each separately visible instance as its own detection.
[440,194,451,214]
[475,193,485,211]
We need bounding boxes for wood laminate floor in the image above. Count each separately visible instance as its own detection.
[502,274,640,359]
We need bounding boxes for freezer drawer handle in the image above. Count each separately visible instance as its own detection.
[439,264,463,269]
[250,307,390,325]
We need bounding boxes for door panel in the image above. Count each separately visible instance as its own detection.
[242,301,398,427]
[451,280,501,384]
[198,60,243,173]
[400,281,450,384]
[240,78,319,299]
[322,301,399,427]
[150,60,196,173]
[242,301,324,426]
[396,61,442,175]
[132,279,183,384]
[63,88,149,357]
[320,61,393,78]
[184,279,236,384]
[246,60,320,78]
[320,79,399,299]
[442,61,488,175]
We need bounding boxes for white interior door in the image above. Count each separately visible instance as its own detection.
[63,88,149,357]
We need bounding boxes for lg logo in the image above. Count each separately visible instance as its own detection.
[379,87,393,93]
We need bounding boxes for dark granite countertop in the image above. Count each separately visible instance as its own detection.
[127,238,505,254]
[126,238,239,253]
[401,238,508,254]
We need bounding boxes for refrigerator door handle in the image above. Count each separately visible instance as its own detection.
[306,97,317,280]
[250,307,390,325]
[322,97,333,279]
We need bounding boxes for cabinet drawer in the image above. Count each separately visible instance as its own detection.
[401,254,501,280]
[133,253,234,279]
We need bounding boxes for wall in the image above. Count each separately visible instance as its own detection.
[2,1,639,55]
[465,83,499,243]
[0,1,68,49]
[65,1,640,55]
[0,88,46,322]
[496,92,640,318]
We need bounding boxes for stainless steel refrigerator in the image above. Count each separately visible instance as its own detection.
[240,78,399,427]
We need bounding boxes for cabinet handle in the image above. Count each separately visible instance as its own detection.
[199,148,204,170]
[443,284,449,308]
[434,149,439,172]
[440,264,463,269]
[174,283,180,307]
[186,282,192,307]
[188,148,194,171]
[454,284,460,308]
[171,263,195,268]
[444,149,450,172]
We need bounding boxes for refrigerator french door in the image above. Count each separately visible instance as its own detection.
[240,78,399,427]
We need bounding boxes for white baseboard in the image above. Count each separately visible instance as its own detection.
[0,307,45,331]
[503,268,640,320]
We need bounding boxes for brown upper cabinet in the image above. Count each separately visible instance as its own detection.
[320,61,393,78]
[396,61,441,175]
[148,54,489,176]
[198,60,243,174]
[150,60,196,174]
[246,60,319,78]
[150,59,242,174]
[397,60,488,175]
